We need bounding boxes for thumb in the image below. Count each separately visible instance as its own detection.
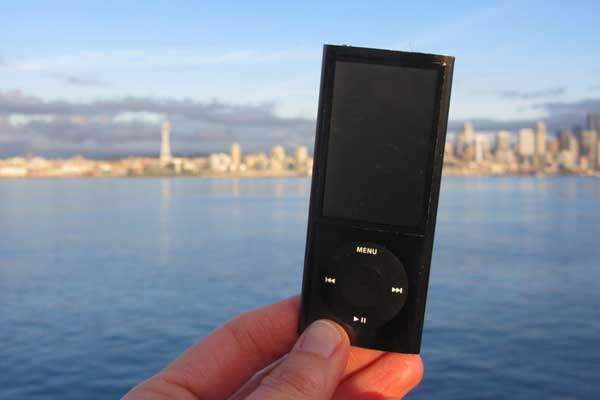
[246,320,350,400]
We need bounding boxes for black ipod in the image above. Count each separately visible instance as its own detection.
[299,45,454,354]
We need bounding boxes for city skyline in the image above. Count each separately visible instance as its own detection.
[1,111,598,160]
[1,111,598,178]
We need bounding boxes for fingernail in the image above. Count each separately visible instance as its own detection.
[299,320,342,358]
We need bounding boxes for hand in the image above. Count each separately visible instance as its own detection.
[123,296,423,399]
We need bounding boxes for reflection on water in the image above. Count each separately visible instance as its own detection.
[0,176,599,400]
[160,178,172,267]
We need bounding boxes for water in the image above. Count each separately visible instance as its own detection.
[0,177,599,399]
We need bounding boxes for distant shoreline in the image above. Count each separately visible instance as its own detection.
[1,172,598,180]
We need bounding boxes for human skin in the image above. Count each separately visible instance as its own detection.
[123,296,423,400]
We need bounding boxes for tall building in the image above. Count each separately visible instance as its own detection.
[534,121,547,169]
[534,121,546,156]
[160,121,172,163]
[518,128,535,157]
[272,145,285,161]
[295,146,308,164]
[588,112,598,132]
[558,134,579,171]
[580,130,598,170]
[455,122,475,161]
[495,131,510,152]
[230,142,241,172]
[546,137,559,156]
[462,122,474,143]
[495,131,511,163]
[474,134,491,162]
[558,129,573,151]
[568,135,579,164]
[270,145,286,171]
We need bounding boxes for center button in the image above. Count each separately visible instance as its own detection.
[339,263,384,308]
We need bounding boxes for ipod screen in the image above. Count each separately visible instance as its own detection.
[322,60,439,228]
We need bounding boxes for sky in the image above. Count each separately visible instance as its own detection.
[1,0,599,157]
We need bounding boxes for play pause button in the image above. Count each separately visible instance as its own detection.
[353,316,367,324]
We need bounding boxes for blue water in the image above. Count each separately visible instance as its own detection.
[0,177,599,399]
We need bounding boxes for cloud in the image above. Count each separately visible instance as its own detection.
[63,76,107,86]
[0,90,310,126]
[2,88,599,158]
[1,48,320,72]
[0,89,314,158]
[492,87,566,100]
[449,97,600,133]
[535,98,600,129]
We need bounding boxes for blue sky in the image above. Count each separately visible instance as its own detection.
[1,0,599,156]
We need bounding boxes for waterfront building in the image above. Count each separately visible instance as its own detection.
[495,131,510,152]
[272,145,285,161]
[244,152,269,170]
[209,153,231,172]
[462,122,474,143]
[547,137,559,154]
[546,137,559,164]
[558,130,572,151]
[534,121,546,168]
[588,112,598,132]
[271,145,286,171]
[518,128,535,158]
[556,129,580,169]
[230,142,242,172]
[570,135,580,161]
[455,122,475,161]
[295,146,308,164]
[160,121,172,164]
[580,130,598,170]
[474,134,491,162]
[495,131,512,164]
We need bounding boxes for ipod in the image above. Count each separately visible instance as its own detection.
[298,45,454,354]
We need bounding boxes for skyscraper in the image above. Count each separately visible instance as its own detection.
[588,112,598,132]
[534,121,546,168]
[271,145,286,171]
[230,142,241,172]
[558,130,573,151]
[534,121,546,155]
[494,131,511,163]
[295,146,308,164]
[546,137,559,156]
[474,134,491,162]
[580,130,598,170]
[272,145,285,161]
[568,135,579,165]
[455,122,475,161]
[495,131,510,152]
[160,121,172,163]
[463,122,474,143]
[518,128,535,157]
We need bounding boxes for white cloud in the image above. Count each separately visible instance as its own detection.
[1,48,320,72]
